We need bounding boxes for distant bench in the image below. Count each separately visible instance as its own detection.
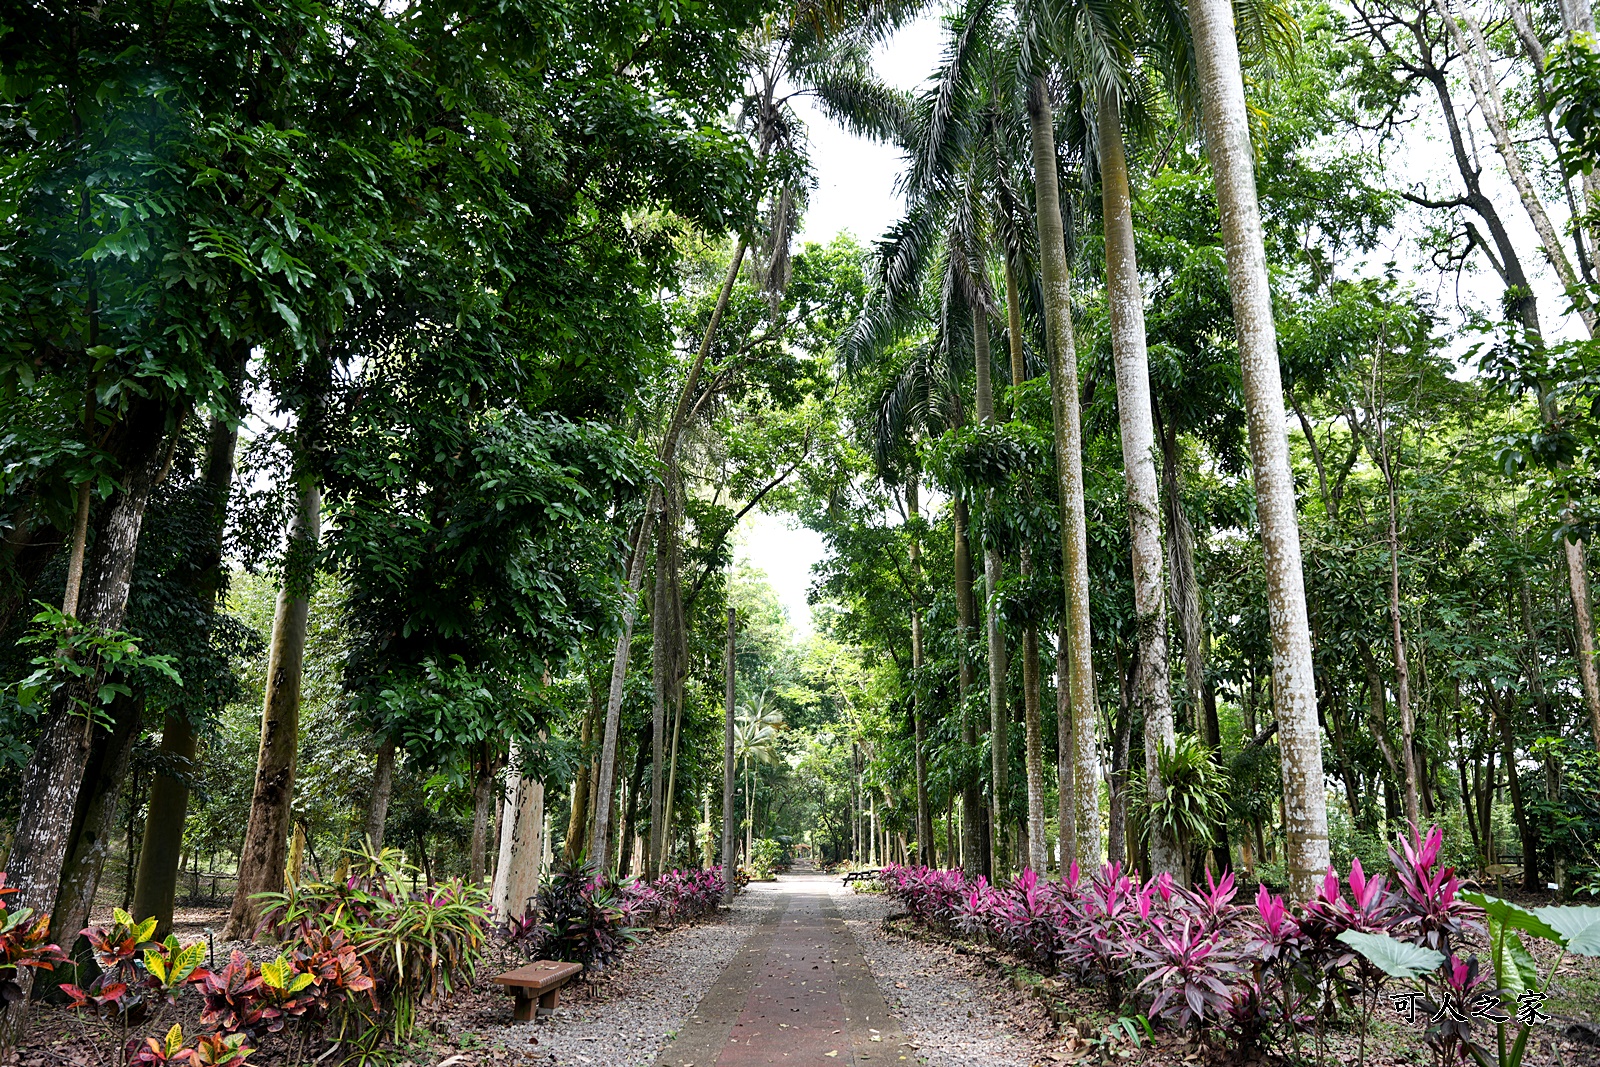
[491,960,583,1022]
[842,869,882,886]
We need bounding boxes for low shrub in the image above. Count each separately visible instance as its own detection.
[501,862,731,970]
[257,844,488,1051]
[878,823,1600,1064]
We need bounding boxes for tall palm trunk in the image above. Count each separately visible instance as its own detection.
[908,478,935,866]
[1056,623,1075,867]
[225,474,321,939]
[974,303,1010,876]
[1028,78,1102,870]
[953,498,988,875]
[1186,0,1330,899]
[1098,95,1182,880]
[1004,262,1048,873]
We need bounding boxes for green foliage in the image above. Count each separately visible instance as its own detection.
[258,846,488,1051]
[13,604,180,728]
[750,838,784,880]
[1548,35,1600,177]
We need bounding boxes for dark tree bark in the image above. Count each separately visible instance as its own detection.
[224,477,321,940]
[53,692,143,956]
[469,744,497,885]
[2,399,176,1042]
[365,738,396,851]
[133,370,244,933]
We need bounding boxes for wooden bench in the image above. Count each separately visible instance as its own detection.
[841,869,882,885]
[491,960,584,1022]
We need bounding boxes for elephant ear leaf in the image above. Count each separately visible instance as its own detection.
[1337,930,1447,979]
[1530,905,1600,956]
[1488,919,1542,995]
[1465,892,1564,942]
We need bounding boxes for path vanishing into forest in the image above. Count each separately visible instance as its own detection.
[656,876,914,1067]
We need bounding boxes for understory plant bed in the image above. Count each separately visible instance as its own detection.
[11,856,738,1067]
[874,824,1600,1067]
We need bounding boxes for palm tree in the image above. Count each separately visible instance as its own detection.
[1181,0,1331,898]
[735,693,785,861]
[1016,12,1103,874]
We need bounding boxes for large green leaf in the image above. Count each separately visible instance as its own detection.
[1464,893,1565,944]
[1490,919,1542,996]
[1337,930,1447,979]
[1530,905,1600,956]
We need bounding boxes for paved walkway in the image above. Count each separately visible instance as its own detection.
[655,875,912,1067]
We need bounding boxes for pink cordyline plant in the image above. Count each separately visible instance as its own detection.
[1134,914,1244,1030]
[1389,824,1477,954]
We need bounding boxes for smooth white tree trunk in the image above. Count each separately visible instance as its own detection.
[1098,95,1183,879]
[1027,79,1102,871]
[1186,0,1330,900]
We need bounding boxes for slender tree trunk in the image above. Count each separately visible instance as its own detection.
[61,483,92,619]
[1495,689,1540,891]
[595,237,750,875]
[1028,78,1102,869]
[721,608,737,903]
[744,758,754,865]
[469,745,497,885]
[973,304,1010,877]
[566,687,600,861]
[662,622,686,872]
[620,736,648,878]
[1056,624,1075,871]
[953,499,988,876]
[1185,0,1331,899]
[1564,536,1600,755]
[365,739,396,851]
[224,476,322,940]
[132,376,244,934]
[1099,95,1182,880]
[908,479,934,866]
[1381,442,1421,827]
[1520,572,1563,880]
[1022,620,1046,872]
[1004,260,1047,874]
[647,467,673,881]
